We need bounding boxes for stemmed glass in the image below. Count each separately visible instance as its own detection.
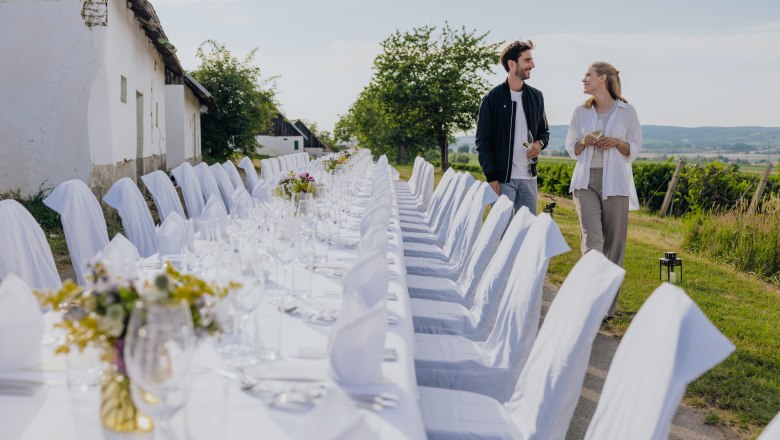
[124,300,196,439]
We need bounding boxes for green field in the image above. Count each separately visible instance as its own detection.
[395,163,780,437]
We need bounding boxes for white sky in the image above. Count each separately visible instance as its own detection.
[152,0,780,132]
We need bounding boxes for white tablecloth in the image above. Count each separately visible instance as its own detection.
[0,181,425,439]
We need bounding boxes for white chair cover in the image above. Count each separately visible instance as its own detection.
[418,163,435,211]
[410,207,536,339]
[0,274,43,371]
[418,251,626,440]
[402,173,475,245]
[103,178,157,258]
[194,163,222,208]
[43,179,109,286]
[140,170,185,222]
[584,283,735,440]
[0,200,61,290]
[238,156,260,190]
[414,214,570,402]
[404,195,513,298]
[759,412,780,440]
[171,162,205,218]
[259,158,272,180]
[328,250,389,385]
[399,168,457,223]
[210,163,236,211]
[222,160,245,190]
[269,157,282,178]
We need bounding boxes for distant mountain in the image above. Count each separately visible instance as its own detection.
[451,126,780,153]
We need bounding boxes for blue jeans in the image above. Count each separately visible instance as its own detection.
[499,179,537,214]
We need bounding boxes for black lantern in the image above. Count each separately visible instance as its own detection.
[543,200,556,217]
[659,251,683,284]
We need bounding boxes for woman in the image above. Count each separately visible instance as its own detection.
[565,61,642,318]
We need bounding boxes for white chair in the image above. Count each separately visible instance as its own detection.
[0,200,61,290]
[398,157,424,197]
[403,195,513,300]
[140,170,185,222]
[410,207,535,339]
[171,162,205,218]
[398,167,456,222]
[259,158,273,180]
[269,157,282,178]
[584,283,735,440]
[414,214,570,402]
[418,250,625,439]
[222,160,244,190]
[210,163,236,211]
[402,173,475,245]
[103,178,157,258]
[43,179,109,286]
[194,162,223,209]
[238,156,260,190]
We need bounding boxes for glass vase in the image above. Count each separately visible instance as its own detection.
[100,361,153,433]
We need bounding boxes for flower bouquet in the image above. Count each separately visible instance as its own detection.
[273,171,318,199]
[36,262,239,433]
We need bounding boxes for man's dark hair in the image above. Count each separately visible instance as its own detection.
[500,40,535,72]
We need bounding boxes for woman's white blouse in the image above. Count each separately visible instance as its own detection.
[565,101,642,210]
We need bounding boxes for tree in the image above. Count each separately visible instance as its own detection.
[190,40,277,161]
[458,144,470,154]
[371,24,500,169]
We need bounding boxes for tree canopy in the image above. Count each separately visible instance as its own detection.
[336,24,500,168]
[190,40,277,161]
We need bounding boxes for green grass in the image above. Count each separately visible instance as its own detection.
[394,163,780,436]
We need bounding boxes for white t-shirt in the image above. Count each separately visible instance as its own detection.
[510,90,533,179]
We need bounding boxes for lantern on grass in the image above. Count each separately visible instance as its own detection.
[659,251,683,284]
[543,200,556,217]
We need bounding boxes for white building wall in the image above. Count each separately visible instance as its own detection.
[184,87,202,162]
[256,135,304,157]
[0,0,169,196]
[0,0,101,196]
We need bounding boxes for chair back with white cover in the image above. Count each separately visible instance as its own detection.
[328,249,389,385]
[156,212,191,257]
[238,156,260,190]
[103,178,157,258]
[210,163,236,211]
[0,200,61,290]
[0,274,44,371]
[93,233,141,279]
[505,251,625,438]
[408,157,423,195]
[430,173,475,240]
[140,170,185,222]
[171,162,205,218]
[584,283,735,440]
[479,213,570,401]
[418,163,435,210]
[259,158,272,180]
[758,412,780,440]
[201,195,229,234]
[441,181,499,267]
[459,207,537,339]
[43,179,109,286]
[452,195,513,301]
[420,167,457,219]
[194,163,223,208]
[222,160,245,190]
[269,157,282,177]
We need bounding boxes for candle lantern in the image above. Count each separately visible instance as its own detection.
[543,200,556,217]
[659,251,683,284]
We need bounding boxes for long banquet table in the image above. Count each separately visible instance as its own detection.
[0,173,426,439]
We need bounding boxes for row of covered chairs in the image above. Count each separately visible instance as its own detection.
[394,157,737,439]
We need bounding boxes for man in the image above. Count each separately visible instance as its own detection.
[476,40,549,214]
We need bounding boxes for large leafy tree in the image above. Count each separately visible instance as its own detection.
[338,24,499,168]
[190,40,277,161]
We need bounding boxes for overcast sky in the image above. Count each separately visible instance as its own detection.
[153,0,780,132]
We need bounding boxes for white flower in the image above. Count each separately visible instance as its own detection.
[99,304,126,338]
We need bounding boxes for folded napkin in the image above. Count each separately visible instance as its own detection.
[298,387,375,440]
[94,233,141,278]
[201,195,229,234]
[328,250,389,385]
[357,221,389,259]
[156,212,190,257]
[359,200,390,238]
[0,274,43,371]
[229,186,253,215]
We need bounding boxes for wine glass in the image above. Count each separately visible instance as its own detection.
[591,120,605,141]
[124,300,196,439]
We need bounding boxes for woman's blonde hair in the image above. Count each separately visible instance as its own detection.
[584,61,628,108]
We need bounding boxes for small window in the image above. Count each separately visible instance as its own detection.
[120,76,127,103]
[294,140,299,150]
